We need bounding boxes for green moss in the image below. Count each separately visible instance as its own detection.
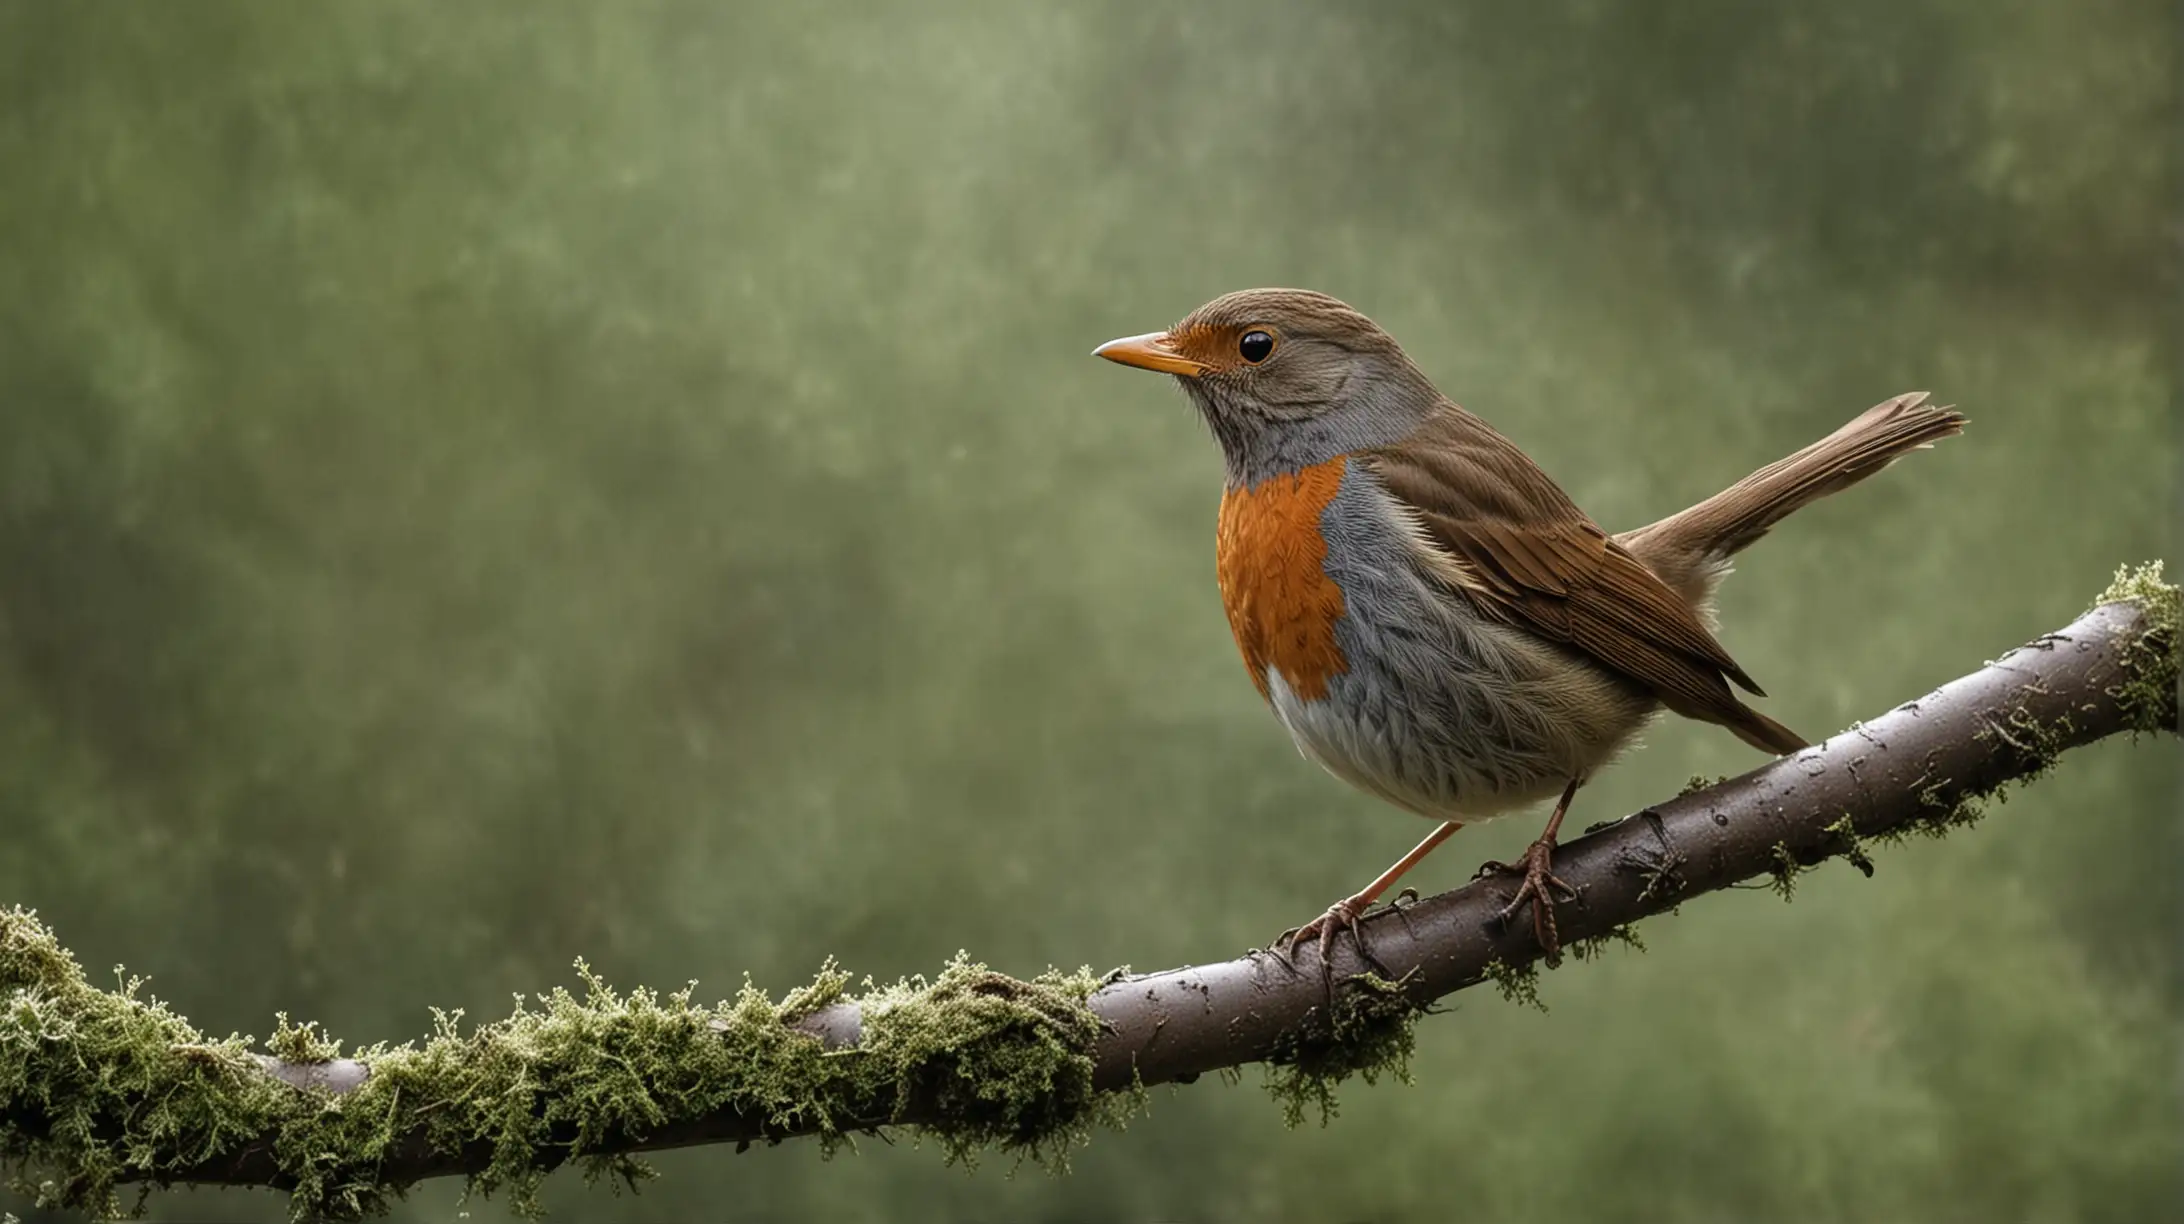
[2093,561,2180,734]
[1822,816,1876,878]
[1482,959,1546,1013]
[1261,972,1426,1128]
[1766,842,1806,901]
[847,958,1125,1170]
[1742,565,2172,888]
[1566,924,1647,962]
[1972,703,2072,789]
[1680,774,1729,797]
[1757,564,2172,880]
[1923,794,1988,835]
[265,1015,345,1065]
[8,567,2169,1219]
[1,910,1124,1222]
[1874,767,1993,845]
[2,909,286,1220]
[1758,818,1884,900]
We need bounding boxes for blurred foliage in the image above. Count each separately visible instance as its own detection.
[0,1,2174,1220]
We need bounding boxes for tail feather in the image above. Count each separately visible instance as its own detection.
[1660,686,1812,755]
[1726,702,1811,755]
[1619,391,1965,599]
[1620,391,1961,758]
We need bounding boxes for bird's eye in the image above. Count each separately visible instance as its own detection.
[1238,330,1275,363]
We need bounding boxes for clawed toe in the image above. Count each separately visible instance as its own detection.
[1273,881,1438,977]
[1274,899,1363,966]
[1486,838,1581,961]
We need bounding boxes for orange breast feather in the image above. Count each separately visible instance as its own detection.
[1214,457,1349,702]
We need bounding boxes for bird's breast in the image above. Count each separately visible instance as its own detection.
[1222,462,1660,822]
[1214,457,1350,703]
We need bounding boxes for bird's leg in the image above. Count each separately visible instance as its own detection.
[1479,777,1585,962]
[1277,821,1463,972]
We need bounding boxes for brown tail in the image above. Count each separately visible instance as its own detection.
[1619,391,1966,604]
[1624,391,1965,757]
[1718,703,1811,756]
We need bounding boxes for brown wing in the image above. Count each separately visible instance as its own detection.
[1363,404,1807,755]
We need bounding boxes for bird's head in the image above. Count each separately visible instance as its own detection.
[1094,288,1439,484]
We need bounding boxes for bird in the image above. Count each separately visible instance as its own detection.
[1093,288,1964,964]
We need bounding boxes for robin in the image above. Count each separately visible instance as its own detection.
[1095,288,1964,963]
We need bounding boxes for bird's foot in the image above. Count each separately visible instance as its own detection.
[1479,836,1581,963]
[1274,892,1387,980]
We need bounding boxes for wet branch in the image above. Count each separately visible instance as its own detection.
[9,574,2173,1217]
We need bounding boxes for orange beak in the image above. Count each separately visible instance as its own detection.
[1093,331,1210,378]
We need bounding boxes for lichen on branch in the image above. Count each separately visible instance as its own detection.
[0,911,1123,1221]
[1260,969,1428,1127]
[2,910,289,1217]
[2,562,2175,1222]
[2094,561,2179,732]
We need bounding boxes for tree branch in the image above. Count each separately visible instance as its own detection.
[3,566,2174,1221]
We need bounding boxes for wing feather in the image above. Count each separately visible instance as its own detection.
[1364,403,1803,753]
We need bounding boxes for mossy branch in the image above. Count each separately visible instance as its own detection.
[3,565,2174,1222]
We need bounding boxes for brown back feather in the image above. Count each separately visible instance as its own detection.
[1365,404,1808,755]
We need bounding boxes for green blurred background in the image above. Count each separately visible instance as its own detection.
[2,2,2175,1220]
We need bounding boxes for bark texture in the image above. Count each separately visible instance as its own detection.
[15,580,2166,1214]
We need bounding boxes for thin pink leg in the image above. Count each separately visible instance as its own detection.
[1347,820,1464,909]
[1278,820,1465,966]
